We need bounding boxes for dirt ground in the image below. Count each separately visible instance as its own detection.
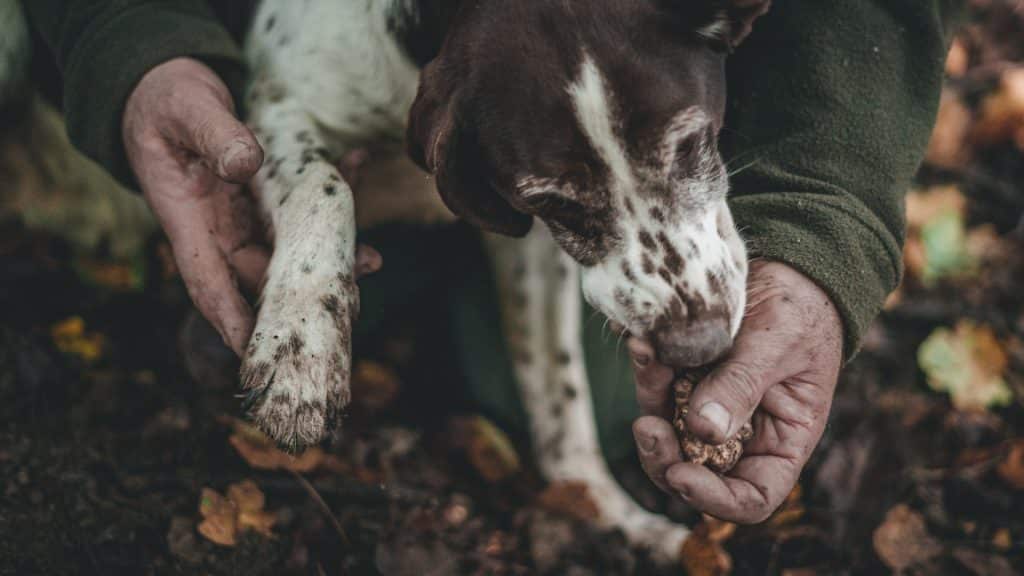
[2,2,1024,575]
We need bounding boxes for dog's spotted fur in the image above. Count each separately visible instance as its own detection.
[243,0,768,562]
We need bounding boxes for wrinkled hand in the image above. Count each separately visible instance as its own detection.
[124,58,380,356]
[124,58,267,355]
[630,261,843,523]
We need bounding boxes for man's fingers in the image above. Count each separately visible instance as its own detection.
[665,455,797,523]
[153,191,256,356]
[686,354,779,445]
[628,337,675,419]
[229,244,271,296]
[189,109,264,183]
[633,416,684,493]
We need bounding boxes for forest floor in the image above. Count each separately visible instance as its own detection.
[1,2,1024,575]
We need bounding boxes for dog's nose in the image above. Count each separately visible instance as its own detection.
[652,317,732,369]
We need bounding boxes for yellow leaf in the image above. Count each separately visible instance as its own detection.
[918,321,1013,411]
[50,316,105,364]
[451,416,521,483]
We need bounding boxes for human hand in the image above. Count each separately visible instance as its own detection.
[123,58,267,355]
[629,260,844,523]
[124,58,380,356]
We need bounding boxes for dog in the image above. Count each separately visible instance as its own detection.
[238,0,768,562]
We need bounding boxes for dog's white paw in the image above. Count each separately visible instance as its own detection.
[239,271,358,451]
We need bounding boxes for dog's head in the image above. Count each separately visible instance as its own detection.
[408,0,769,368]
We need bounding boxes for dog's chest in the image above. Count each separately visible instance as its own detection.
[246,0,456,226]
[245,0,440,146]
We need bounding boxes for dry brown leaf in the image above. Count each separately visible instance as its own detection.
[925,89,973,169]
[905,186,967,231]
[680,516,735,576]
[997,439,1024,490]
[226,479,265,513]
[238,510,277,537]
[872,504,943,573]
[971,67,1024,147]
[227,419,348,474]
[197,481,277,547]
[945,37,969,78]
[992,528,1012,551]
[197,487,239,547]
[350,360,401,411]
[536,481,601,522]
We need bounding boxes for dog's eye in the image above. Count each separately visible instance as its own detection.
[524,193,587,229]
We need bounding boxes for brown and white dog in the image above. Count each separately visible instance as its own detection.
[242,0,768,561]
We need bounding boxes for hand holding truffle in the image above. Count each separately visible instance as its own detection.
[629,261,844,524]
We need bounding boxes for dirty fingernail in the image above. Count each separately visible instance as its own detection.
[698,402,731,437]
[637,433,657,454]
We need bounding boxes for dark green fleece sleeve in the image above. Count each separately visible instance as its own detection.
[722,0,965,359]
[23,0,248,189]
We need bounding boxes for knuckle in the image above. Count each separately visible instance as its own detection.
[719,361,763,413]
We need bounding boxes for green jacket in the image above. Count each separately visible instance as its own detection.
[25,0,965,459]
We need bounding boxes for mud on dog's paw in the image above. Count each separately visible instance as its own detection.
[239,275,358,452]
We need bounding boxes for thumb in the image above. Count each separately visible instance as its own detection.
[685,357,774,445]
[177,100,263,184]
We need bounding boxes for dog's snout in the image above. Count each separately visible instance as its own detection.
[652,316,732,369]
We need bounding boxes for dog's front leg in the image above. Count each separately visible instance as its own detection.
[487,225,690,564]
[241,96,358,451]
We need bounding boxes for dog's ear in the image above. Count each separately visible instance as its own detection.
[662,0,770,50]
[721,0,771,47]
[407,67,533,238]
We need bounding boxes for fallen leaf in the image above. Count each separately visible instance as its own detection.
[227,418,348,474]
[971,67,1024,148]
[226,479,265,513]
[953,546,1018,576]
[536,481,601,522]
[992,528,1013,551]
[925,89,972,169]
[873,504,943,573]
[450,416,521,483]
[945,37,969,78]
[197,487,239,547]
[996,439,1024,490]
[73,256,145,292]
[197,481,278,547]
[680,516,735,576]
[350,360,401,411]
[917,321,1012,411]
[50,316,105,364]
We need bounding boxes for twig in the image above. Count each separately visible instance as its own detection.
[289,469,351,548]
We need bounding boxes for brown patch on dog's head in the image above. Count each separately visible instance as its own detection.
[407,0,769,367]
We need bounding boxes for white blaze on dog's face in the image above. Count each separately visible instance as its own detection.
[407,0,769,368]
[534,54,747,368]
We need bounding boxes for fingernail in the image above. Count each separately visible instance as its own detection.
[221,141,255,176]
[638,434,657,454]
[632,354,650,367]
[698,402,732,438]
